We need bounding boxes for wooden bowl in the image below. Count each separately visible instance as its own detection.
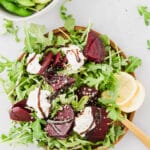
[18,26,135,150]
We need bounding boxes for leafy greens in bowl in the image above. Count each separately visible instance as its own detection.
[0,1,142,150]
[0,24,141,150]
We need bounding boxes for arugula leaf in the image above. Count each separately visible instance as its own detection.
[125,56,142,73]
[147,40,150,50]
[107,106,123,121]
[0,119,47,145]
[104,46,128,72]
[79,23,92,48]
[98,78,123,122]
[100,34,110,46]
[105,125,124,145]
[3,19,20,42]
[138,7,150,49]
[24,23,54,53]
[60,1,92,48]
[72,96,89,112]
[50,98,63,118]
[56,36,69,45]
[80,62,117,91]
[138,6,150,25]
[0,122,33,144]
[0,56,12,73]
[60,0,76,32]
[64,17,75,32]
[0,55,43,102]
[32,119,46,140]
[99,95,124,121]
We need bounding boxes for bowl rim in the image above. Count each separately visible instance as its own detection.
[0,0,59,21]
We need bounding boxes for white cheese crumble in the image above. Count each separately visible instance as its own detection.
[61,45,85,72]
[27,88,51,119]
[73,107,96,135]
[26,53,42,74]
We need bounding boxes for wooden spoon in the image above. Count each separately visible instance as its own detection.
[121,118,150,149]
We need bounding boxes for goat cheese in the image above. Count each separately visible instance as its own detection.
[26,53,42,74]
[73,107,95,135]
[27,88,51,119]
[61,45,85,71]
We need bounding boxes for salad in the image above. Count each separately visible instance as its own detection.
[0,0,53,17]
[0,1,144,150]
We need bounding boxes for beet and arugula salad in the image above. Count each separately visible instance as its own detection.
[0,1,142,150]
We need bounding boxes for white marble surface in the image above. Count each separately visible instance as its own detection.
[0,0,150,150]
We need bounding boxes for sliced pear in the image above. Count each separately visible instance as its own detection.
[120,80,145,113]
[101,72,145,113]
[115,72,137,106]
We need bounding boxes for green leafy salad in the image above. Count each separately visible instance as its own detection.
[0,1,142,150]
[138,6,150,50]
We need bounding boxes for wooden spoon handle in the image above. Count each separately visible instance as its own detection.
[121,118,150,149]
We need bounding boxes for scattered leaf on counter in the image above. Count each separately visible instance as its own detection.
[3,19,20,42]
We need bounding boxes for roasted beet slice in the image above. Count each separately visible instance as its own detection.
[91,106,102,126]
[76,86,100,104]
[13,99,27,108]
[10,107,32,122]
[44,123,60,137]
[53,105,74,136]
[39,51,67,75]
[84,31,105,63]
[53,52,68,70]
[45,74,75,91]
[38,52,54,75]
[9,99,33,122]
[61,56,68,67]
[53,52,62,67]
[85,107,111,142]
[45,105,74,138]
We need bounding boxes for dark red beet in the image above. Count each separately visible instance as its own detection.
[85,107,111,142]
[53,52,68,69]
[44,123,60,137]
[38,52,54,75]
[84,31,105,63]
[45,105,74,138]
[10,107,32,122]
[9,100,33,122]
[39,51,67,75]
[76,86,100,104]
[45,74,75,91]
[13,99,27,108]
[91,106,102,126]
[61,56,68,67]
[53,52,62,67]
